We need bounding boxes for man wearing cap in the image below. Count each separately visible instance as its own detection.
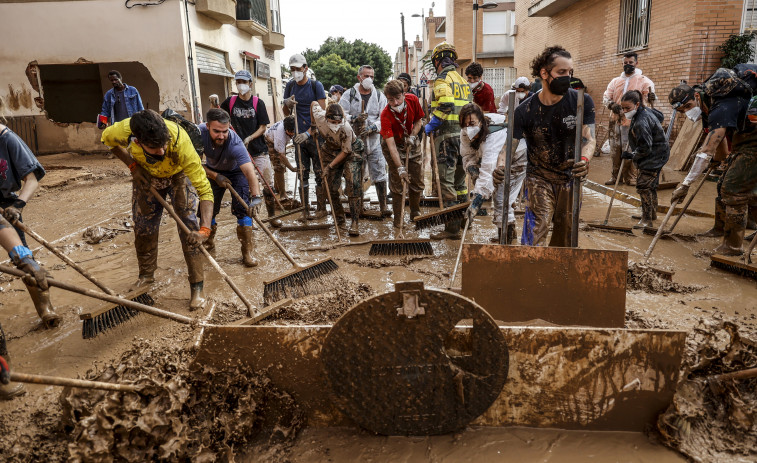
[465,62,496,113]
[498,77,532,117]
[329,85,345,104]
[340,65,390,218]
[283,53,327,219]
[397,73,419,97]
[602,52,656,186]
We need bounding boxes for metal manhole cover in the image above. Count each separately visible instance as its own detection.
[321,281,508,435]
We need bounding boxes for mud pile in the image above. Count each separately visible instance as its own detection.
[338,256,432,269]
[657,318,757,462]
[626,262,702,294]
[62,338,303,462]
[267,278,374,324]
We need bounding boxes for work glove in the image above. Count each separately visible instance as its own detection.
[0,356,10,385]
[97,121,107,130]
[321,164,332,180]
[424,123,435,135]
[360,123,377,137]
[571,159,589,179]
[406,135,419,151]
[355,113,368,125]
[397,166,409,184]
[648,92,657,102]
[15,256,50,291]
[492,166,506,186]
[293,132,310,145]
[466,165,480,178]
[283,96,296,109]
[465,194,484,222]
[671,184,689,204]
[2,200,25,224]
[609,103,622,115]
[187,227,211,248]
[247,196,263,217]
[131,164,151,188]
[621,150,634,160]
[214,173,232,189]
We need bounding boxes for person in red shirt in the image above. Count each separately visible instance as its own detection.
[380,79,426,228]
[465,62,496,113]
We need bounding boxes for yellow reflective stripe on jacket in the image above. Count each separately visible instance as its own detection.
[431,67,472,132]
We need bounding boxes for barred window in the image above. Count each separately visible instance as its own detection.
[743,0,757,60]
[618,0,651,53]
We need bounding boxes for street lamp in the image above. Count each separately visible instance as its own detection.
[472,1,498,63]
[411,11,425,86]
[401,13,409,75]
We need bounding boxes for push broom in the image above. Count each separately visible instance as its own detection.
[222,184,340,305]
[0,206,154,339]
[412,133,470,230]
[369,144,433,256]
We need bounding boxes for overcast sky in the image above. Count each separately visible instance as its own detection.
[279,0,444,65]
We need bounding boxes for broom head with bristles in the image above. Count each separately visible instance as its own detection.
[710,254,757,279]
[368,239,434,256]
[263,258,340,305]
[413,202,470,230]
[420,196,441,207]
[80,288,154,339]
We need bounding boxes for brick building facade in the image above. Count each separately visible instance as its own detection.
[515,0,746,131]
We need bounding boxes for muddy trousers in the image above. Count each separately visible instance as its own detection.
[206,169,251,223]
[636,168,661,221]
[0,197,27,246]
[321,149,353,223]
[265,139,289,200]
[719,151,757,251]
[436,137,467,234]
[609,118,637,183]
[132,173,204,284]
[522,175,581,247]
[296,137,323,207]
[493,165,527,228]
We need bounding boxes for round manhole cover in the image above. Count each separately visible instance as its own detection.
[321,281,508,435]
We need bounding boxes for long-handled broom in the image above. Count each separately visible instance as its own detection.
[0,207,154,338]
[710,215,757,279]
[412,134,471,230]
[222,185,340,305]
[639,199,680,280]
[369,145,433,256]
[313,136,344,241]
[665,166,717,235]
[585,159,635,234]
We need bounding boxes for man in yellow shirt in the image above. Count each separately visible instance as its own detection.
[102,109,214,310]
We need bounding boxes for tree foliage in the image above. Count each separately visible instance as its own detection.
[303,37,393,87]
[718,32,757,69]
[310,54,359,92]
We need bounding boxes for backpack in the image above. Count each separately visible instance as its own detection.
[348,87,383,107]
[285,78,320,102]
[161,108,203,157]
[229,94,258,113]
[702,67,752,99]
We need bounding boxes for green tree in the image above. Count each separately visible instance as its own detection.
[303,37,393,87]
[718,32,757,68]
[310,53,359,91]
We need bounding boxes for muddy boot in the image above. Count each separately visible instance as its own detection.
[25,282,60,328]
[634,191,655,229]
[604,177,617,186]
[135,233,159,286]
[490,227,502,243]
[376,181,389,218]
[651,189,659,220]
[431,203,462,240]
[506,223,517,244]
[298,188,313,222]
[314,185,328,219]
[188,281,207,311]
[348,198,361,237]
[265,195,282,228]
[408,190,422,222]
[274,169,288,201]
[392,193,404,229]
[203,224,218,252]
[236,225,258,267]
[699,199,726,238]
[0,355,25,400]
[713,206,746,256]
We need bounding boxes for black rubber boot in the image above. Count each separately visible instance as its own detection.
[314,185,328,219]
[348,198,360,236]
[134,233,159,286]
[376,181,388,218]
[392,193,404,229]
[265,194,282,228]
[699,198,726,238]
[506,223,517,244]
[431,201,462,240]
[408,190,422,221]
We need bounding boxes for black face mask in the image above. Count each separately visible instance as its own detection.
[548,75,571,96]
[624,64,635,75]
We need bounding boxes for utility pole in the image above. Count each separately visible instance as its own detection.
[473,2,499,64]
[401,13,409,74]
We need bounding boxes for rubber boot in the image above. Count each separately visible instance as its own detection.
[203,224,218,253]
[188,281,207,312]
[0,356,25,400]
[634,190,655,229]
[274,169,288,201]
[392,193,404,229]
[236,225,258,267]
[26,284,61,328]
[265,195,282,228]
[348,198,360,237]
[298,187,313,222]
[314,185,328,219]
[713,205,746,256]
[408,190,422,222]
[431,202,462,240]
[651,189,658,220]
[376,181,390,218]
[506,223,517,244]
[134,233,159,286]
[699,198,726,238]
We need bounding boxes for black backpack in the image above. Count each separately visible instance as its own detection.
[161,108,204,157]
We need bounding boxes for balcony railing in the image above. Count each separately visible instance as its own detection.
[236,0,267,27]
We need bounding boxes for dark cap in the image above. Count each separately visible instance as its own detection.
[398,73,412,84]
[668,84,695,108]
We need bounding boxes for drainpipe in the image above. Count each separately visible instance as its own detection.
[183,0,200,121]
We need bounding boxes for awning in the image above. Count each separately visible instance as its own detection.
[196,45,234,77]
[241,50,261,60]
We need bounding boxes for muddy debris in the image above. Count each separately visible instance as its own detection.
[657,317,757,462]
[82,225,130,244]
[626,262,703,294]
[337,255,433,269]
[266,278,374,325]
[62,338,304,462]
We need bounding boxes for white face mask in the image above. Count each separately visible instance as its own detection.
[685,105,702,122]
[515,92,526,101]
[328,122,342,132]
[293,71,305,82]
[361,77,374,90]
[468,80,482,91]
[466,125,481,139]
[624,109,637,119]
[391,101,406,113]
[237,83,250,95]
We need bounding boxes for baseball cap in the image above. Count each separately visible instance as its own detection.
[235,70,253,81]
[398,73,412,84]
[512,76,531,89]
[289,53,307,68]
[330,84,345,94]
[668,84,695,108]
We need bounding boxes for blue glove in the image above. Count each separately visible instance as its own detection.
[621,151,634,160]
[466,194,484,221]
[424,115,443,135]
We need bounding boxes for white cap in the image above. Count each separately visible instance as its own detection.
[512,76,531,89]
[289,53,307,68]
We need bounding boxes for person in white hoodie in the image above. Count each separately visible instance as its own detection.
[460,103,527,244]
[339,65,389,217]
[498,76,533,117]
[602,52,656,186]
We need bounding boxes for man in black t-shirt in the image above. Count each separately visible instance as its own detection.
[494,46,596,247]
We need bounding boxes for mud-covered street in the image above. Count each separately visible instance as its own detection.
[0,151,754,461]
